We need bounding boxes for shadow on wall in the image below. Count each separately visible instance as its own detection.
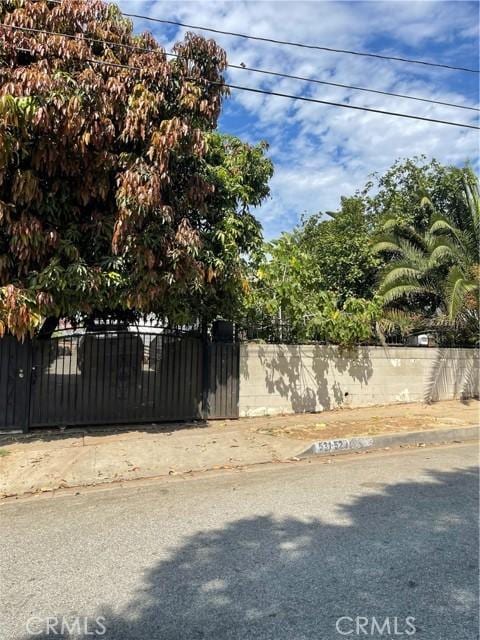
[257,344,373,412]
[423,349,480,404]
[23,466,479,639]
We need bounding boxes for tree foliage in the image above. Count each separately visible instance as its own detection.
[184,134,272,322]
[0,0,272,337]
[307,293,382,347]
[248,157,478,346]
[299,196,381,300]
[364,156,474,233]
[248,232,317,330]
[374,171,479,338]
[246,195,382,344]
[248,196,380,327]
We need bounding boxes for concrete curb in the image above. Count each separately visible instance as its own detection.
[299,425,479,457]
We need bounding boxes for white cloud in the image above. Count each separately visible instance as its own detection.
[119,0,480,237]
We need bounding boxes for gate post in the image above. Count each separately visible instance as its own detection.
[202,321,239,420]
[18,338,33,433]
[201,322,210,420]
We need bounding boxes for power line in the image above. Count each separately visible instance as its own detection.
[8,42,479,130]
[3,24,479,113]
[121,13,480,74]
[232,63,480,113]
[8,0,480,73]
[205,80,480,130]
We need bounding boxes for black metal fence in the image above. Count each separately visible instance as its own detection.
[237,317,478,348]
[0,327,240,432]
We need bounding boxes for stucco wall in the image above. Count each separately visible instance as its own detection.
[238,344,480,417]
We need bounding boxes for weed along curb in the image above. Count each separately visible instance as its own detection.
[299,426,480,458]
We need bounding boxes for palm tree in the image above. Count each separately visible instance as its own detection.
[428,175,479,326]
[374,173,479,334]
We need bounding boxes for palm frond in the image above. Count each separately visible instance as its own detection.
[463,174,480,240]
[430,209,477,259]
[379,264,422,290]
[428,239,461,267]
[379,217,425,245]
[429,214,457,235]
[380,217,402,232]
[381,283,435,305]
[372,234,403,254]
[378,309,423,335]
[397,238,430,268]
[445,265,479,323]
[376,173,479,337]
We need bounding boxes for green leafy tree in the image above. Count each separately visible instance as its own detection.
[247,235,383,347]
[248,196,380,328]
[246,232,317,338]
[307,293,382,347]
[246,196,382,340]
[186,134,273,323]
[374,171,479,336]
[364,156,474,233]
[0,0,272,338]
[299,196,381,300]
[248,158,477,345]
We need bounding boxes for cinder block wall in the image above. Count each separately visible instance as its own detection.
[238,344,480,417]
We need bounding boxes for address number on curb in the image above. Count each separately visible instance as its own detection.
[311,437,374,454]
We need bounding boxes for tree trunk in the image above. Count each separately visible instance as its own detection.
[37,316,59,339]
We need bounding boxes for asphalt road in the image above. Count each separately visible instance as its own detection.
[1,443,478,640]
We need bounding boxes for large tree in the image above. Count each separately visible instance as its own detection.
[374,171,479,338]
[246,201,383,345]
[249,196,380,327]
[0,0,272,338]
[364,156,474,233]
[299,196,381,300]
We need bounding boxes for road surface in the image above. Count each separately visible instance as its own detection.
[1,443,478,640]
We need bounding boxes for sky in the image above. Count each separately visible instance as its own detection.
[118,0,480,238]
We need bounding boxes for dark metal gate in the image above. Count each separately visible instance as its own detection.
[0,336,31,431]
[205,343,240,419]
[0,329,239,432]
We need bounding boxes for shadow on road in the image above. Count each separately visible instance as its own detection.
[22,466,479,640]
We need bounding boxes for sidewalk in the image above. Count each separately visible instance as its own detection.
[0,399,478,497]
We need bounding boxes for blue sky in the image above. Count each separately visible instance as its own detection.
[118,0,479,238]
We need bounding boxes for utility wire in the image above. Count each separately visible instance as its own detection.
[230,64,480,112]
[3,24,479,113]
[8,41,479,130]
[202,80,480,129]
[10,0,480,73]
[121,13,480,74]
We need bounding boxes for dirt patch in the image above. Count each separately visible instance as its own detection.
[252,399,479,441]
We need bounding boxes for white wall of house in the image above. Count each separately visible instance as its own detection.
[238,344,480,417]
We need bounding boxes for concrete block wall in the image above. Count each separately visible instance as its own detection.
[238,344,480,417]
